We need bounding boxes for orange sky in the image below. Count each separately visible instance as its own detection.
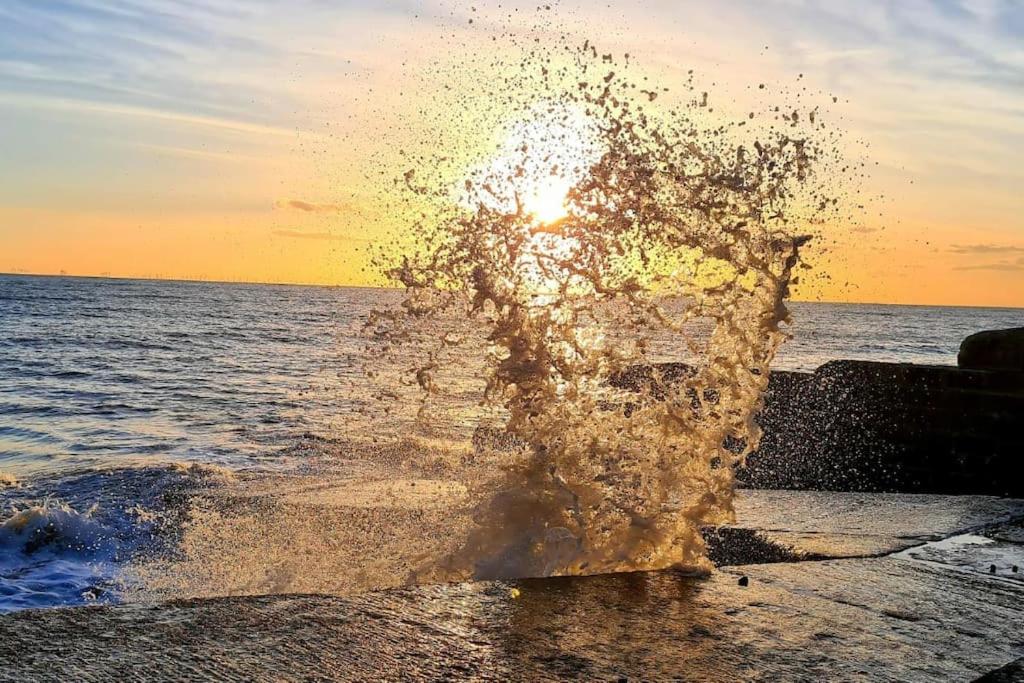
[1,1,1022,307]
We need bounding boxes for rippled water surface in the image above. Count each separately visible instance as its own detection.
[0,274,1020,611]
[3,275,1020,478]
[0,275,395,478]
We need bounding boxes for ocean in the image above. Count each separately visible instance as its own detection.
[1,273,1020,612]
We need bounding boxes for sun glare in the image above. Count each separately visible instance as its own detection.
[463,102,602,226]
[453,102,605,295]
[523,179,573,225]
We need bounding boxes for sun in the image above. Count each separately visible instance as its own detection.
[461,102,602,227]
[523,178,574,225]
[452,102,604,295]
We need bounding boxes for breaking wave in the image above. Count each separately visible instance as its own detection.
[367,28,850,581]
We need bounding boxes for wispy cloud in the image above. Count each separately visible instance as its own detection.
[949,243,1024,255]
[949,243,1024,271]
[0,93,297,138]
[954,256,1024,271]
[133,142,267,164]
[275,200,350,214]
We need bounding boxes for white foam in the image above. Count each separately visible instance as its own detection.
[0,462,235,611]
[0,501,110,554]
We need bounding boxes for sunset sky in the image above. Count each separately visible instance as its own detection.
[1,0,1023,306]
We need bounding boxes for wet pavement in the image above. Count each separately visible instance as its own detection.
[2,490,1023,682]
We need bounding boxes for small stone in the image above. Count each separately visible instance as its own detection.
[738,576,749,587]
[509,587,521,599]
[1013,565,1019,573]
[989,564,997,574]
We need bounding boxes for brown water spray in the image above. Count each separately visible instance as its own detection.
[368,30,848,580]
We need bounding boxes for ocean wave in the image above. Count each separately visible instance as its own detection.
[0,501,113,556]
[0,402,69,417]
[50,370,91,379]
[0,500,129,611]
[0,461,237,612]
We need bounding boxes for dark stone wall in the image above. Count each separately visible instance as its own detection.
[614,360,1024,496]
[747,361,1024,496]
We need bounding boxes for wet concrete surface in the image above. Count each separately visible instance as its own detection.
[2,490,1023,682]
[730,489,1024,558]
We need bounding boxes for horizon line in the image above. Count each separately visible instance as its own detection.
[1,270,1022,311]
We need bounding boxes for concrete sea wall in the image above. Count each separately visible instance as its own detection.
[615,328,1024,496]
[748,359,1023,495]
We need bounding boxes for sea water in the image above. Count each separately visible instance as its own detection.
[1,273,1019,611]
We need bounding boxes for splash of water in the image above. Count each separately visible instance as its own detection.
[370,40,843,581]
[113,21,855,603]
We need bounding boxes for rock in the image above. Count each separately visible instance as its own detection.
[958,328,1024,372]
[738,576,749,587]
[974,657,1024,683]
[747,358,1024,496]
